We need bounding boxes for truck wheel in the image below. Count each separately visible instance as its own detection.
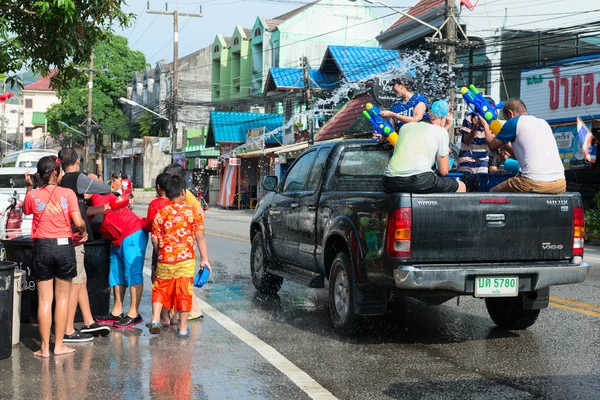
[251,234,283,294]
[485,295,541,330]
[329,252,358,335]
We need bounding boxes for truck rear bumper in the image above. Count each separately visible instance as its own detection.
[393,261,590,293]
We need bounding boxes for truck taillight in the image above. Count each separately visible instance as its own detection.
[388,208,411,258]
[573,206,584,256]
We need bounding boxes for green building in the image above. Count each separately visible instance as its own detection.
[211,0,386,103]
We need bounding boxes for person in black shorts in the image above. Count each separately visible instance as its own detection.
[381,100,466,194]
[24,156,88,357]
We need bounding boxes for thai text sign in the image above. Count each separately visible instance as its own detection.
[520,58,600,122]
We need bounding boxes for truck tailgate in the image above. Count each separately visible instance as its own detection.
[410,193,579,263]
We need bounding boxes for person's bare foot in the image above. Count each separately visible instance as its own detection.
[34,349,50,358]
[53,345,75,356]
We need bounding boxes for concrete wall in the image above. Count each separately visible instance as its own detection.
[278,0,385,70]
[142,136,172,188]
[178,45,213,132]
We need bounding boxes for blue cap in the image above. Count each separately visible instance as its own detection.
[194,267,211,288]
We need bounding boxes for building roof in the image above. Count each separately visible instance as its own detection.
[265,68,338,92]
[386,0,445,31]
[223,36,232,46]
[320,46,403,82]
[23,70,57,92]
[265,19,284,31]
[209,112,284,144]
[314,93,373,142]
[243,28,253,38]
[275,1,319,21]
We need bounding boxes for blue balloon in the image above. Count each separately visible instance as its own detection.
[431,100,450,117]
[504,158,520,173]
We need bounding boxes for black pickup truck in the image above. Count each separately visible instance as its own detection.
[250,140,590,334]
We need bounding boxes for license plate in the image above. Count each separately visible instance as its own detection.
[474,276,519,297]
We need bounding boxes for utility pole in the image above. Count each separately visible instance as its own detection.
[302,56,313,146]
[426,0,473,140]
[80,54,107,174]
[147,1,203,157]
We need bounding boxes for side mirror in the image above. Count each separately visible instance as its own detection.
[262,176,278,192]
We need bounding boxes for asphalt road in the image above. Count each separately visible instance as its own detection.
[1,204,599,399]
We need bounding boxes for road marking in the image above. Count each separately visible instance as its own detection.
[205,231,248,242]
[549,296,600,312]
[549,301,600,318]
[142,268,337,400]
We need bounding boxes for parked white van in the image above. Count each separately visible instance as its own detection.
[0,149,59,168]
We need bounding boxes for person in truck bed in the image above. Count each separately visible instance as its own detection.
[480,98,566,194]
[382,100,467,194]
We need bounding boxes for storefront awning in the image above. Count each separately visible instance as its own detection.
[274,142,309,154]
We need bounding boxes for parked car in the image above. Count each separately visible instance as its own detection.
[0,167,36,238]
[0,149,58,168]
[250,139,590,334]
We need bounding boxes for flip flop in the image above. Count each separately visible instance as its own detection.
[187,314,204,321]
[177,328,190,338]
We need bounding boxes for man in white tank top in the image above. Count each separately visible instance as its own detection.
[480,98,566,194]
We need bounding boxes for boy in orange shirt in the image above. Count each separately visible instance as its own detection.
[149,175,211,337]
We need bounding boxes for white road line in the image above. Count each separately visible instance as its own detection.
[143,268,337,400]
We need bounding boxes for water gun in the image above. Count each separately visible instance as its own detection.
[362,103,398,146]
[460,85,503,135]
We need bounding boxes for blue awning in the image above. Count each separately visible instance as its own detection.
[209,111,284,144]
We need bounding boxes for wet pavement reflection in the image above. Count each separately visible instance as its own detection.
[1,232,599,399]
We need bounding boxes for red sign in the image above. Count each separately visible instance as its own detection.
[229,157,241,166]
[208,159,219,169]
[549,66,598,110]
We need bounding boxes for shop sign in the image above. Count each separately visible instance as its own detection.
[553,130,573,149]
[372,77,396,108]
[520,60,600,121]
[274,155,286,164]
[208,159,219,169]
[246,127,265,151]
[230,157,241,166]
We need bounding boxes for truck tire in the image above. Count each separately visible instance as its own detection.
[485,295,541,330]
[328,252,359,335]
[251,234,283,294]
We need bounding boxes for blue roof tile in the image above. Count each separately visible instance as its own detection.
[268,68,338,90]
[322,46,403,82]
[209,112,284,144]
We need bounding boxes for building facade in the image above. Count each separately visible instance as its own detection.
[21,75,60,150]
[211,0,387,103]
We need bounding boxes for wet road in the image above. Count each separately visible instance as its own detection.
[2,206,599,399]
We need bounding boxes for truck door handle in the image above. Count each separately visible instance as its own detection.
[486,214,505,227]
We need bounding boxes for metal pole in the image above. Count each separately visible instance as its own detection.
[303,56,313,146]
[172,5,179,155]
[86,53,95,173]
[445,0,457,141]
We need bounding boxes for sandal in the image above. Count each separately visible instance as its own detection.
[177,328,190,338]
[188,314,204,321]
[149,322,161,335]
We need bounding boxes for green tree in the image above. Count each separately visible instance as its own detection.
[46,34,146,144]
[137,111,167,138]
[0,1,133,90]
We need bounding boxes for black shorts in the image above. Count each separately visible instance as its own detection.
[32,238,76,281]
[382,172,459,194]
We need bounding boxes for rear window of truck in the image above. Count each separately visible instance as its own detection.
[334,148,391,192]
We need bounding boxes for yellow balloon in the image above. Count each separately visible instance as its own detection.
[490,119,503,135]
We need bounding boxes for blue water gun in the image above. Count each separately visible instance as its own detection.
[460,84,503,135]
[362,103,398,146]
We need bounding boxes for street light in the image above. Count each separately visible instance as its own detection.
[118,97,169,120]
[59,121,87,149]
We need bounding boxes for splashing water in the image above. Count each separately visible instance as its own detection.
[220,49,455,160]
